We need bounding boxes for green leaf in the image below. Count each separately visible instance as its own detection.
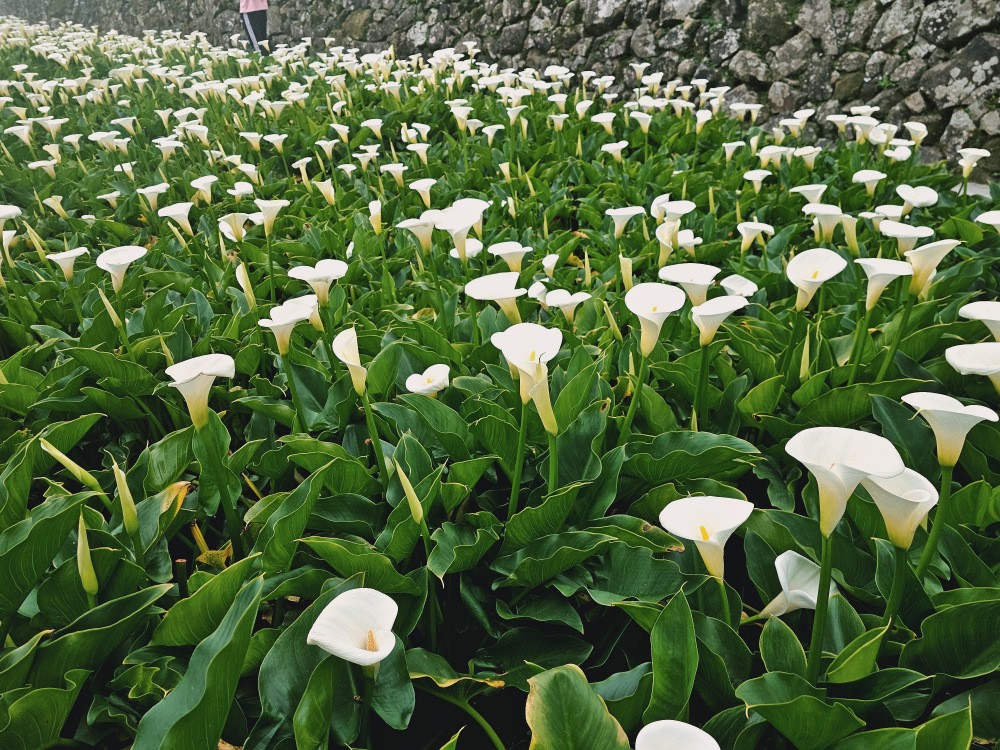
[133,577,264,750]
[592,663,653,734]
[624,431,759,485]
[736,672,866,750]
[253,462,334,573]
[372,636,415,730]
[643,591,698,723]
[760,617,807,678]
[825,627,888,684]
[900,600,1000,679]
[493,531,614,589]
[427,511,502,580]
[151,555,261,646]
[303,538,421,594]
[0,669,90,750]
[526,665,630,750]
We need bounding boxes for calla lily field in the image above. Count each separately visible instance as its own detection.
[1,16,1000,750]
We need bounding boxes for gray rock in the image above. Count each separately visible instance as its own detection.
[918,0,999,49]
[745,0,798,48]
[768,80,800,112]
[833,70,865,100]
[920,33,1000,109]
[981,110,1000,136]
[904,91,927,112]
[661,0,706,21]
[729,49,770,83]
[796,0,841,56]
[838,52,869,73]
[580,0,629,33]
[708,28,741,63]
[868,0,921,51]
[770,30,814,79]
[846,0,881,49]
[939,109,976,155]
[630,19,656,56]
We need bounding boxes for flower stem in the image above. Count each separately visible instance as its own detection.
[508,401,529,519]
[847,306,871,385]
[617,353,647,446]
[362,390,389,487]
[416,686,507,750]
[279,356,306,433]
[546,431,559,496]
[915,464,954,580]
[806,534,834,684]
[717,577,732,627]
[778,311,806,384]
[265,233,276,304]
[880,544,908,628]
[875,293,915,383]
[359,672,375,750]
[419,520,439,652]
[693,344,711,431]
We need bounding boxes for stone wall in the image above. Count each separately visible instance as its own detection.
[1,0,998,168]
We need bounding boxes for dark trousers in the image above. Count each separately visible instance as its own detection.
[241,10,268,54]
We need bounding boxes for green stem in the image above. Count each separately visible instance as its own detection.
[265,233,276,304]
[199,432,246,560]
[419,520,438,652]
[718,577,732,627]
[617,353,647,446]
[279,356,306,433]
[359,672,375,750]
[880,545,908,628]
[806,534,834,684]
[847,306,871,385]
[547,431,559,496]
[416,686,507,750]
[915,464,954,580]
[693,344,711,431]
[362,390,389,487]
[875,294,915,383]
[778,311,806,381]
[508,401,529,519]
[740,612,768,626]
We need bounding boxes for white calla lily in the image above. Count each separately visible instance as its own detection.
[658,496,754,580]
[691,295,748,346]
[861,469,938,549]
[624,282,686,356]
[332,327,369,395]
[306,587,397,667]
[958,300,1000,341]
[165,353,235,429]
[758,550,837,617]
[96,245,147,293]
[901,392,999,467]
[635,720,720,750]
[786,248,846,311]
[405,363,450,396]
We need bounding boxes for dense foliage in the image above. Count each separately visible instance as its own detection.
[0,17,998,750]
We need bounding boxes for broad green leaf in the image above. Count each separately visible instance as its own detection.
[643,591,698,723]
[526,665,630,750]
[760,617,807,678]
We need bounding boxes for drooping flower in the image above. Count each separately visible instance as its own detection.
[720,273,758,297]
[905,239,960,294]
[259,301,311,356]
[946,343,1000,393]
[165,353,236,429]
[288,258,348,305]
[158,202,194,236]
[332,326,369,395]
[544,289,591,323]
[405,364,450,396]
[624,282,686,356]
[959,301,1000,341]
[854,258,913,311]
[879,220,933,256]
[861,469,938,549]
[785,427,905,536]
[758,551,838,617]
[901,392,999,467]
[465,271,527,323]
[658,496,755,580]
[605,206,645,239]
[306,588,398,667]
[46,247,88,281]
[255,198,290,236]
[488,241,532,272]
[491,323,563,403]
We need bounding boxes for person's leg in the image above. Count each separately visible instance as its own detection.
[242,10,267,54]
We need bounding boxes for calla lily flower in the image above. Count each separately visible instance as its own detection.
[47,247,87,281]
[332,326,368,395]
[255,199,289,236]
[802,203,843,244]
[158,202,194,236]
[488,241,531,272]
[721,274,758,297]
[288,258,348,304]
[896,184,938,213]
[605,206,645,239]
[758,551,837,617]
[905,239,960,294]
[545,289,591,322]
[737,221,774,253]
[743,168,771,193]
[692,295,748,345]
[852,169,886,196]
[259,302,311,356]
[542,253,559,277]
[625,282,686,356]
[165,353,236,429]
[658,496,755,580]
[635,720,720,750]
[306,587,398,667]
[946,342,1000,393]
[861,469,938,549]
[901,392,999,467]
[96,245,147,293]
[785,427,905,536]
[789,184,828,204]
[958,301,1000,341]
[465,271,526,323]
[855,258,912,311]
[658,263,721,305]
[786,248,846,311]
[879,220,933,255]
[974,210,1000,232]
[491,323,563,403]
[405,363,450,396]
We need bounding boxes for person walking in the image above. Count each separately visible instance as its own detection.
[240,0,269,55]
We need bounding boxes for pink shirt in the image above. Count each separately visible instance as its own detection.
[240,0,268,12]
